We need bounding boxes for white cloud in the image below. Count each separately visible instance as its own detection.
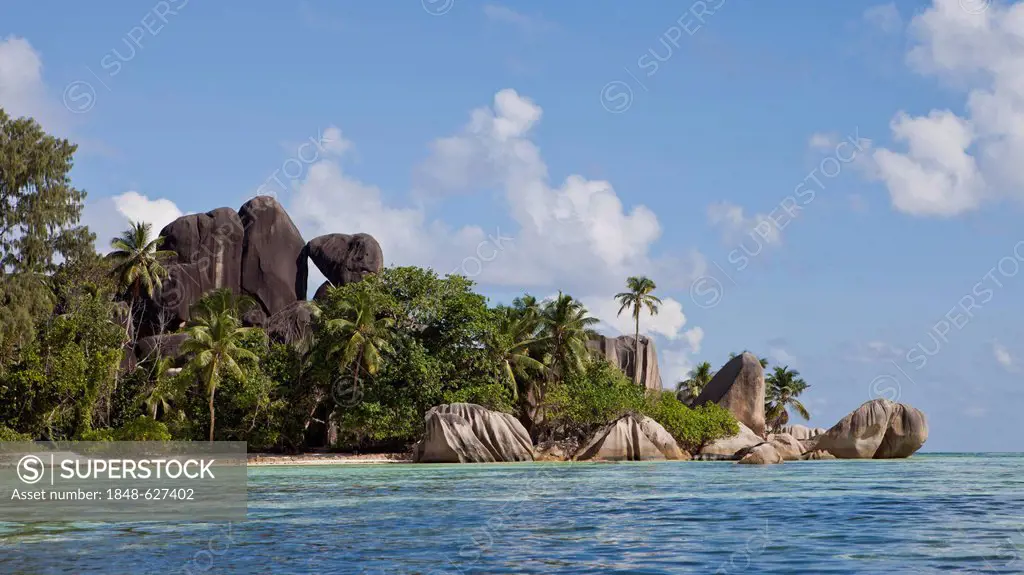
[864,3,903,35]
[82,192,184,253]
[707,201,782,246]
[994,341,1013,370]
[0,36,46,121]
[583,296,691,340]
[660,329,706,388]
[290,89,698,296]
[869,0,1024,217]
[808,132,839,151]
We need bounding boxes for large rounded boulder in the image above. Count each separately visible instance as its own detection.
[145,208,245,332]
[575,414,688,461]
[413,403,534,463]
[239,196,307,318]
[692,352,766,436]
[813,399,928,459]
[305,233,383,289]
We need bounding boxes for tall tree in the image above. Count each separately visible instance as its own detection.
[539,292,598,380]
[0,110,94,365]
[323,291,393,396]
[181,289,259,441]
[614,276,661,383]
[107,221,175,341]
[676,361,716,403]
[765,366,811,432]
[485,307,546,400]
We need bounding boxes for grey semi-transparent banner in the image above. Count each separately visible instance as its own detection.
[0,442,246,522]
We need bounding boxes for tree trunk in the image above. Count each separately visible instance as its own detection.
[208,361,218,443]
[633,313,641,385]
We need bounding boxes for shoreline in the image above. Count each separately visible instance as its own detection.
[248,453,412,466]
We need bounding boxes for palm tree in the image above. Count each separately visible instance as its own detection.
[485,307,547,400]
[539,292,599,379]
[107,221,175,340]
[142,355,177,420]
[323,291,394,395]
[676,361,716,403]
[181,292,259,442]
[730,350,769,369]
[765,366,810,432]
[615,276,661,383]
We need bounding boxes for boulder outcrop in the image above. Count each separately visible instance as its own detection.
[585,334,662,390]
[413,403,534,463]
[767,433,804,461]
[736,443,784,465]
[778,424,826,440]
[265,301,315,346]
[305,233,384,288]
[134,333,188,363]
[699,422,763,459]
[813,399,928,459]
[692,353,766,436]
[238,196,307,318]
[147,208,246,332]
[574,414,688,461]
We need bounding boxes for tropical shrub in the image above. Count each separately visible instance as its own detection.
[643,392,738,453]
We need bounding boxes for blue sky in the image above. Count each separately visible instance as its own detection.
[2,0,1021,451]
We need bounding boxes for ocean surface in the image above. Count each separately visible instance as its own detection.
[1,454,1022,574]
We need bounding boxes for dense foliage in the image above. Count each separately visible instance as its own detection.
[0,108,745,455]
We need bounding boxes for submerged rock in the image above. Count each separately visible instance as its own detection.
[813,399,928,459]
[575,414,688,461]
[692,352,766,436]
[736,443,784,465]
[699,422,763,460]
[585,334,663,391]
[413,403,534,463]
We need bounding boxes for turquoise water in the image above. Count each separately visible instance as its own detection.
[1,454,1023,573]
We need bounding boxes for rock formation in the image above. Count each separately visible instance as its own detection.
[575,414,688,461]
[305,233,384,291]
[413,403,534,463]
[133,333,188,364]
[238,196,307,318]
[146,207,246,333]
[813,399,928,459]
[585,334,662,391]
[736,443,784,465]
[699,422,764,459]
[692,352,766,436]
[778,424,826,440]
[767,433,804,461]
[265,301,315,346]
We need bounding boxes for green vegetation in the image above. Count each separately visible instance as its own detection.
[615,276,661,383]
[0,108,740,455]
[675,361,716,403]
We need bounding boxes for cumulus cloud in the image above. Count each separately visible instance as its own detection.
[290,89,699,296]
[869,0,1024,217]
[582,296,690,340]
[82,192,184,253]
